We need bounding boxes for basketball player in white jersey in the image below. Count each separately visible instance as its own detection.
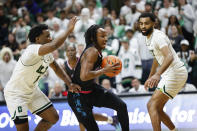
[4,17,80,131]
[138,13,188,131]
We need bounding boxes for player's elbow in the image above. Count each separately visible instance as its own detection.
[168,54,174,63]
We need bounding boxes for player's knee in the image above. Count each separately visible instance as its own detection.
[50,112,59,124]
[147,100,152,110]
[147,100,157,112]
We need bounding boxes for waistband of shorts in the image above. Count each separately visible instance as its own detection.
[68,90,92,94]
[79,90,92,94]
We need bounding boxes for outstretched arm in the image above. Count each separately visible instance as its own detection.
[38,16,78,56]
[50,60,81,92]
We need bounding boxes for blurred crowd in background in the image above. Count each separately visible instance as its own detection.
[0,0,197,101]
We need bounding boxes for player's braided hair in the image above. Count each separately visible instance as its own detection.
[84,24,100,46]
[28,24,48,43]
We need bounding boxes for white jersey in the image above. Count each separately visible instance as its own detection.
[116,48,136,83]
[5,44,54,94]
[145,29,184,76]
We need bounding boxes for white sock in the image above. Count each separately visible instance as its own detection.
[171,128,178,131]
[107,116,113,124]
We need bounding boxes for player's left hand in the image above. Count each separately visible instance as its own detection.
[68,83,81,93]
[147,74,160,89]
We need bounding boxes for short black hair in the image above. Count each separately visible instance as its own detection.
[145,2,152,6]
[84,24,100,46]
[138,12,156,22]
[28,24,48,43]
[126,29,134,34]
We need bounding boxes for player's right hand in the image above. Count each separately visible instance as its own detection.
[68,83,81,93]
[67,16,79,32]
[144,79,150,91]
[103,62,120,74]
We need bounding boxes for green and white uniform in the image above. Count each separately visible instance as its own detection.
[145,29,188,98]
[4,44,54,121]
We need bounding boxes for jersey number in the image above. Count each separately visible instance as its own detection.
[124,59,130,69]
[18,106,22,113]
[33,65,48,83]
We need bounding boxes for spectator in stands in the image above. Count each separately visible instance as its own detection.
[110,10,119,26]
[133,0,145,13]
[76,43,85,58]
[48,82,64,99]
[12,17,31,44]
[128,3,141,29]
[47,50,64,91]
[158,0,178,29]
[154,17,165,33]
[125,29,142,80]
[0,4,10,49]
[87,1,102,24]
[98,7,110,26]
[120,0,131,24]
[144,2,153,13]
[129,78,147,93]
[51,22,64,39]
[166,15,182,38]
[24,13,33,26]
[177,39,194,83]
[104,25,120,55]
[190,47,197,88]
[177,0,195,47]
[45,8,61,29]
[102,79,118,94]
[74,8,95,44]
[53,0,67,11]
[59,10,69,30]
[0,47,16,101]
[114,16,129,38]
[67,34,77,44]
[6,33,20,60]
[65,0,84,16]
[120,0,131,17]
[169,25,184,52]
[36,13,45,24]
[117,36,136,92]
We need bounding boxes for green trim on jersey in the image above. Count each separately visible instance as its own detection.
[32,102,52,114]
[11,111,16,120]
[18,115,28,119]
[157,86,173,99]
[20,59,41,67]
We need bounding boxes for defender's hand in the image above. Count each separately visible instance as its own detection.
[67,16,79,32]
[68,83,81,93]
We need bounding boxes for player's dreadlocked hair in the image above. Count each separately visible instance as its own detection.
[84,24,100,46]
[28,24,48,43]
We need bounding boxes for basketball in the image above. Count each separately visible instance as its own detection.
[101,55,122,77]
